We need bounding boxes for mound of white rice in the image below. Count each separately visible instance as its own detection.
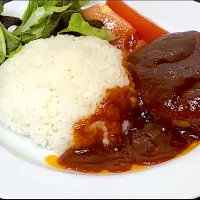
[0,35,129,154]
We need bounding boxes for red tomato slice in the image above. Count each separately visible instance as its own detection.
[106,0,168,43]
[82,4,145,53]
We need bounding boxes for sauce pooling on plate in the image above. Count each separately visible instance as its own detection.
[57,89,198,173]
[47,31,200,173]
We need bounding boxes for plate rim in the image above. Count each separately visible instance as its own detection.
[1,0,200,199]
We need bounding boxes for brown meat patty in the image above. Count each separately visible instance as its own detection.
[127,31,200,132]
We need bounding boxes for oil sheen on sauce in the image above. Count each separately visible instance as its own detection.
[46,31,200,173]
[46,86,199,173]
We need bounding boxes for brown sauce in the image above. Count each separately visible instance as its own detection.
[56,87,199,173]
[127,31,200,132]
[46,141,200,173]
[46,31,200,173]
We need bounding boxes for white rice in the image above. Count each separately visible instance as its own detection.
[0,35,129,154]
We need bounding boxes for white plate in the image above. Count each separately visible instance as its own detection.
[1,0,200,199]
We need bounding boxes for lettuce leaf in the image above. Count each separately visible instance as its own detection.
[20,32,36,44]
[13,0,114,44]
[14,0,72,36]
[14,0,42,35]
[0,0,115,65]
[20,4,71,33]
[0,16,22,29]
[8,44,22,58]
[0,25,6,63]
[0,0,114,65]
[40,12,62,38]
[20,0,61,25]
[59,13,115,41]
[42,10,104,38]
[0,0,3,15]
[42,10,79,37]
[21,0,42,24]
[15,0,91,41]
[63,0,90,9]
[79,0,90,7]
[0,22,21,63]
[0,23,21,55]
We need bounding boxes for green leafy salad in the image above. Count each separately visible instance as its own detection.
[0,0,115,64]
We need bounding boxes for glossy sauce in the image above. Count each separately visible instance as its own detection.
[46,31,200,173]
[54,86,199,173]
[48,31,200,173]
[127,31,200,132]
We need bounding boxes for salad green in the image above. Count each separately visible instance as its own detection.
[0,0,115,64]
[0,0,3,15]
[0,24,6,63]
[59,13,115,41]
